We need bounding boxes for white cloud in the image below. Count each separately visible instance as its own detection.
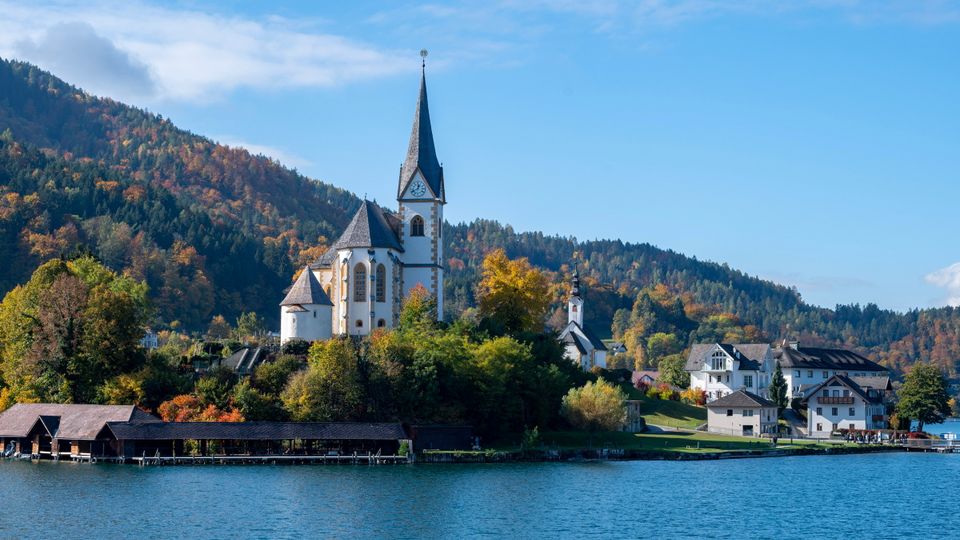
[925,263,960,307]
[215,137,312,171]
[0,1,414,104]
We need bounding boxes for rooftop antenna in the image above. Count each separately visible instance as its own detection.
[420,49,428,71]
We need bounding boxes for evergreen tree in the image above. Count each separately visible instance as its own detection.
[769,362,788,416]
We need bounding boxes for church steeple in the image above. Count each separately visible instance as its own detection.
[398,60,443,202]
[568,269,584,326]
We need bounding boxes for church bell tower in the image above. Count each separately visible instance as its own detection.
[397,51,445,320]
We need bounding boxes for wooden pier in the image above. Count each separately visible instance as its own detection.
[130,453,411,466]
[902,439,960,453]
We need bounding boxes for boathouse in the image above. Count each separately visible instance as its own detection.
[98,421,409,459]
[0,403,160,459]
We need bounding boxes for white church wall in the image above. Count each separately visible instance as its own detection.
[280,304,332,344]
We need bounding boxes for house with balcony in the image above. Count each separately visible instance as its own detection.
[774,342,889,399]
[685,343,774,402]
[802,374,891,436]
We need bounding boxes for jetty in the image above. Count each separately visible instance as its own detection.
[902,438,960,453]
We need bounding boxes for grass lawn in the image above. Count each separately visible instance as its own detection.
[490,430,842,454]
[621,385,707,430]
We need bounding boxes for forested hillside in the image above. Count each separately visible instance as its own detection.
[1,58,958,377]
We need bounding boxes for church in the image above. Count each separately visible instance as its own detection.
[280,67,445,343]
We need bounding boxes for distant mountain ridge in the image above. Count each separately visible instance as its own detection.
[1,58,957,376]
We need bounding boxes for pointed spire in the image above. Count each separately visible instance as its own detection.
[398,56,443,201]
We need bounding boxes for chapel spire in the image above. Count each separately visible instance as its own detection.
[398,51,443,202]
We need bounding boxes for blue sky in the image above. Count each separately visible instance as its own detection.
[1,1,958,311]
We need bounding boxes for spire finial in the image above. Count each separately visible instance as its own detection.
[420,48,428,71]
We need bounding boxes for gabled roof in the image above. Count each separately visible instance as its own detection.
[222,347,270,374]
[802,374,886,404]
[280,267,332,306]
[560,321,607,352]
[0,404,159,440]
[685,343,771,371]
[705,389,776,409]
[398,71,443,202]
[775,346,887,372]
[332,200,403,252]
[104,421,408,441]
[563,331,588,355]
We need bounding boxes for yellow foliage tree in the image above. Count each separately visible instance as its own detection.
[476,249,550,335]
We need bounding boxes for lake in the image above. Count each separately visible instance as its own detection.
[1,453,957,539]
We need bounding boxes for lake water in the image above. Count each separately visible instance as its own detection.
[1,453,957,539]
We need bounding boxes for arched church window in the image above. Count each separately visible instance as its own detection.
[354,264,367,302]
[375,264,386,303]
[355,320,363,328]
[411,215,425,237]
[377,319,386,328]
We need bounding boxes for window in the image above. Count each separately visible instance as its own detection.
[816,423,822,431]
[313,310,316,318]
[725,374,730,383]
[849,424,855,430]
[438,217,442,237]
[355,320,363,328]
[822,371,829,378]
[375,263,386,303]
[849,407,855,416]
[807,370,813,378]
[410,215,425,236]
[832,423,838,431]
[377,319,386,328]
[325,284,332,298]
[353,264,367,302]
[822,390,829,397]
[744,375,753,387]
[742,410,754,417]
[726,409,733,417]
[842,390,850,397]
[572,305,578,312]
[816,407,822,415]
[831,407,838,416]
[794,370,800,377]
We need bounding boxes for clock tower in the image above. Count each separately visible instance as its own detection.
[397,62,445,320]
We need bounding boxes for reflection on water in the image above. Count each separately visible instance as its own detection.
[0,453,957,539]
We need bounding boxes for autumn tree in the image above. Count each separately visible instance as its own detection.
[561,379,627,441]
[476,249,550,335]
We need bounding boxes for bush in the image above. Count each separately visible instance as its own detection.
[680,387,707,406]
[281,339,311,356]
[656,383,677,401]
[645,386,660,400]
[398,440,410,456]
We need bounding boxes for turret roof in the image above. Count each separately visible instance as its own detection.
[280,267,333,306]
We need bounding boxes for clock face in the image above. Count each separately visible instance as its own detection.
[409,179,427,198]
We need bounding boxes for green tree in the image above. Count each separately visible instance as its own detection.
[251,355,304,396]
[281,338,364,421]
[561,379,627,443]
[235,311,265,343]
[657,353,688,389]
[896,363,951,432]
[769,362,788,415]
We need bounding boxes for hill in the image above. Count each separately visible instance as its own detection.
[0,58,958,376]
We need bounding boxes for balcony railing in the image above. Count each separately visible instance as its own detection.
[818,396,854,405]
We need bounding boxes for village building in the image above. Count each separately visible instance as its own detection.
[631,370,658,388]
[685,343,775,402]
[559,270,607,370]
[705,389,778,437]
[802,374,891,437]
[774,342,889,398]
[281,66,446,343]
[0,403,159,459]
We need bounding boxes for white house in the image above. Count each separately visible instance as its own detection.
[559,270,607,371]
[705,389,778,437]
[685,343,775,402]
[280,67,446,343]
[774,342,889,399]
[803,375,891,437]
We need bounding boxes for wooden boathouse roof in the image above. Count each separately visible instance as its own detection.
[103,421,408,441]
[0,404,159,440]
